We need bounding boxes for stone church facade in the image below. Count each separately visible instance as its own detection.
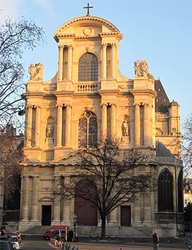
[19,14,183,237]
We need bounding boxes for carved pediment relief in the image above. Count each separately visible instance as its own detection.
[54,16,122,41]
[51,150,81,165]
[38,196,54,202]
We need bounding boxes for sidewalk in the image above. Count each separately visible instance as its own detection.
[49,235,192,250]
[49,240,190,250]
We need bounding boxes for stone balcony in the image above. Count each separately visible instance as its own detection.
[75,82,100,93]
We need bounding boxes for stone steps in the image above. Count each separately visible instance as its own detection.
[23,225,50,234]
[77,226,145,237]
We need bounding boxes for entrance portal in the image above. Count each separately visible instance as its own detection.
[75,180,97,226]
[121,206,131,226]
[42,205,51,225]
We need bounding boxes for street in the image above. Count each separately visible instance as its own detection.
[21,240,189,250]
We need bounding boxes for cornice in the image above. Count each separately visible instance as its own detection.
[54,16,122,40]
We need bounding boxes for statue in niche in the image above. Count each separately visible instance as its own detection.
[29,62,44,81]
[134,60,148,77]
[122,121,129,137]
[46,124,54,138]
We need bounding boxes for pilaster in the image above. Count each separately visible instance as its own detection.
[101,103,107,140]
[62,176,71,225]
[56,104,63,147]
[144,103,149,146]
[26,105,32,147]
[111,103,116,138]
[21,176,29,222]
[65,105,72,146]
[31,176,39,222]
[67,45,73,80]
[108,208,118,226]
[58,45,64,81]
[52,176,61,225]
[102,43,107,79]
[111,43,116,79]
[134,103,140,146]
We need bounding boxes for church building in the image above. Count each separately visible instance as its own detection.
[19,9,183,237]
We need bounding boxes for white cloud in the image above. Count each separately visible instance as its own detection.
[0,0,21,23]
[31,0,55,16]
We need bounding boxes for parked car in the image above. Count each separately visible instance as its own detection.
[11,235,21,250]
[43,226,69,240]
[0,241,12,250]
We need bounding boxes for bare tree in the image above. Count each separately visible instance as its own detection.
[0,124,23,199]
[182,113,192,177]
[0,17,45,126]
[56,139,155,239]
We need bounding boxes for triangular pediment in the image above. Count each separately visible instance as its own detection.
[54,16,122,41]
[51,150,81,165]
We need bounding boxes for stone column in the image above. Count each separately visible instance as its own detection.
[62,176,71,225]
[134,103,140,146]
[35,106,41,147]
[111,43,116,79]
[67,45,73,80]
[53,176,61,224]
[22,176,29,221]
[108,208,118,226]
[56,105,62,147]
[101,103,107,140]
[58,45,63,80]
[65,105,72,146]
[102,43,107,79]
[144,103,149,146]
[133,194,142,226]
[31,176,39,221]
[111,104,116,138]
[26,105,32,147]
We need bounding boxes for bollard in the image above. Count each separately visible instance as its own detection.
[189,246,191,250]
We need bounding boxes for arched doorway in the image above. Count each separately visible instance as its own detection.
[75,179,97,226]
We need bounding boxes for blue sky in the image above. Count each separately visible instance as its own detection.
[1,0,192,128]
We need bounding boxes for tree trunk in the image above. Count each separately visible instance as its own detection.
[101,215,106,239]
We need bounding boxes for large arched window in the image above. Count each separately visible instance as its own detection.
[178,170,183,213]
[78,53,98,82]
[158,169,173,212]
[78,111,97,148]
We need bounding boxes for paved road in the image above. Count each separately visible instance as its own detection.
[21,240,58,249]
[21,240,189,250]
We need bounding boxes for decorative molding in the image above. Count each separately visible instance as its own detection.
[55,16,120,36]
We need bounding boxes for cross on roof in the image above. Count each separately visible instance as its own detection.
[84,3,93,16]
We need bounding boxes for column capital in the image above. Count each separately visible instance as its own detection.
[65,104,72,108]
[101,103,107,108]
[111,42,117,47]
[134,102,140,107]
[22,175,30,179]
[58,45,64,49]
[29,174,39,178]
[67,44,73,49]
[143,102,149,107]
[102,43,107,47]
[33,105,42,109]
[56,104,63,108]
[26,104,33,109]
[110,103,117,107]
